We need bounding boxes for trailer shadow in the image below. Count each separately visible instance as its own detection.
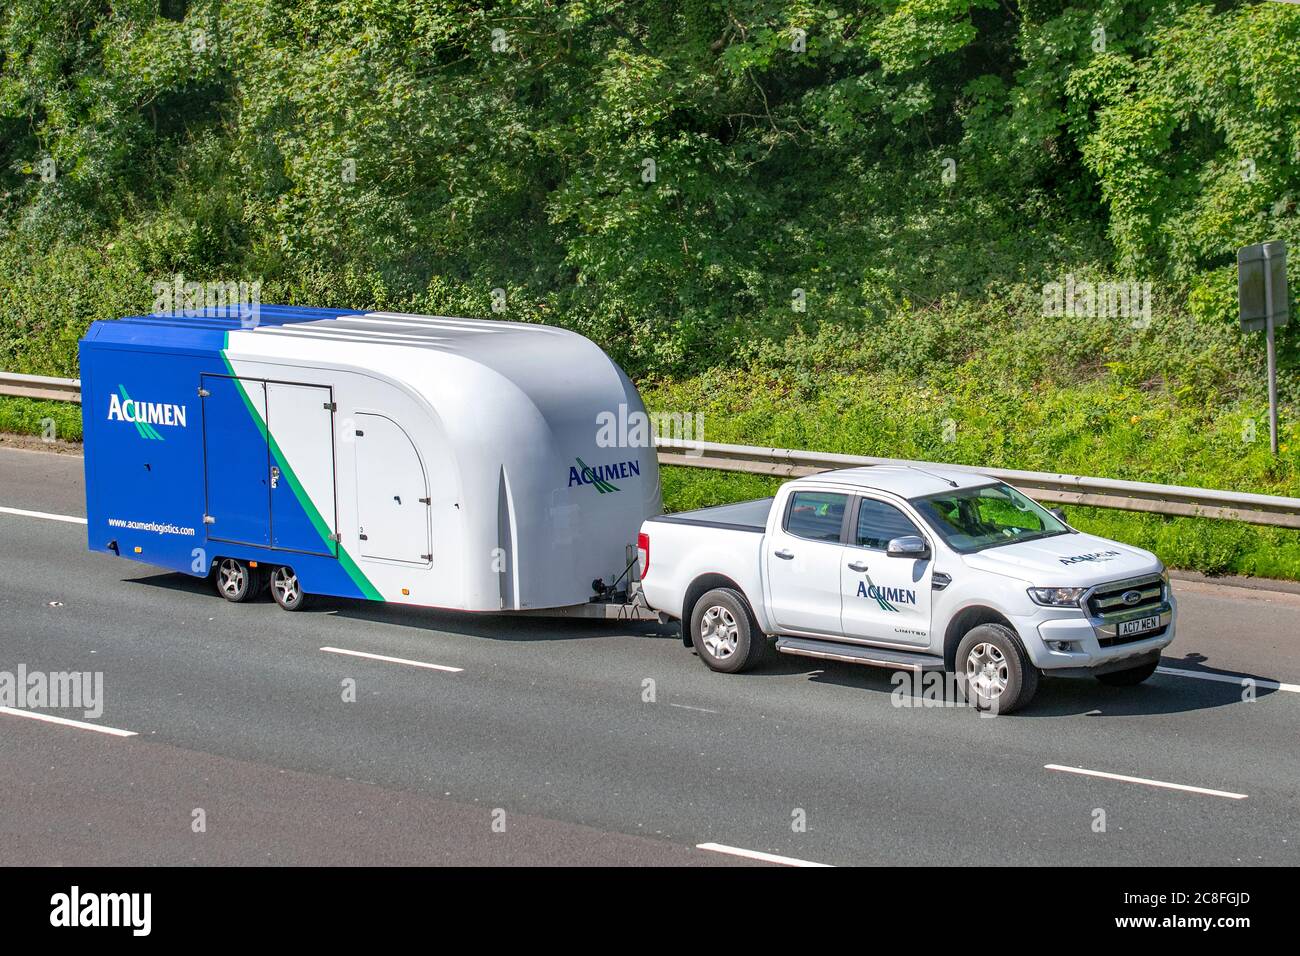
[124,569,681,641]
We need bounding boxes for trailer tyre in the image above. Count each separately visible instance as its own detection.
[1096,660,1159,686]
[956,623,1039,715]
[214,558,256,603]
[269,566,310,611]
[689,588,767,674]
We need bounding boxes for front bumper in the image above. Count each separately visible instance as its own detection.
[1015,579,1177,673]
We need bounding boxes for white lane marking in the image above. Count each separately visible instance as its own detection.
[668,703,721,714]
[0,506,86,525]
[696,843,833,867]
[320,646,463,673]
[0,707,136,737]
[1156,666,1300,694]
[1044,764,1247,800]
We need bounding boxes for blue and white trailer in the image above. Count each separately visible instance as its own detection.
[79,306,662,613]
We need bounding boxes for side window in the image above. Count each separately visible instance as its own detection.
[855,498,922,550]
[784,491,848,542]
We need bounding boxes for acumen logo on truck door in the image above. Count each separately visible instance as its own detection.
[107,385,187,441]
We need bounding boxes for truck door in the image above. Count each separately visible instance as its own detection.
[765,490,849,635]
[353,413,432,564]
[839,496,933,646]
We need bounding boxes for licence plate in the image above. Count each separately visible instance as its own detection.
[1118,615,1161,637]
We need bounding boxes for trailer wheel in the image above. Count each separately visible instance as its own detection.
[214,558,256,603]
[269,566,310,611]
[955,623,1039,715]
[689,588,767,674]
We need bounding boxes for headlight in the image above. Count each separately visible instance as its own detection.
[1027,586,1087,607]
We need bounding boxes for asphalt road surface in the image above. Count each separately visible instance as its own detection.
[2,445,1298,866]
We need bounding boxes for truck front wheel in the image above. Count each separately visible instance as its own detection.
[690,588,767,674]
[956,623,1039,714]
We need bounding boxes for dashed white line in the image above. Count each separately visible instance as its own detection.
[1044,764,1247,800]
[1156,666,1300,694]
[0,707,136,737]
[696,843,833,867]
[668,703,721,714]
[0,506,86,525]
[320,646,463,673]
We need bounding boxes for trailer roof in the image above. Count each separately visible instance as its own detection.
[84,304,630,447]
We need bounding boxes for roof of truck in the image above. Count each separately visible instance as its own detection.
[803,465,998,499]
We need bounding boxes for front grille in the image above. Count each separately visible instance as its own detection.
[1088,574,1165,618]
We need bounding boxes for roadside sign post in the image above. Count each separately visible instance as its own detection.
[1238,240,1289,455]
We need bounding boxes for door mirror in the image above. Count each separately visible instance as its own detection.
[1048,507,1068,524]
[886,535,930,559]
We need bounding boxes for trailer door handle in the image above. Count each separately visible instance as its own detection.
[774,549,795,560]
[847,560,869,572]
[269,465,280,489]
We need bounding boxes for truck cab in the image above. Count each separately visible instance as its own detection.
[638,466,1176,714]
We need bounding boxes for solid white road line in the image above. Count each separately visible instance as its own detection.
[320,646,463,673]
[0,505,86,524]
[1156,665,1300,694]
[696,843,833,867]
[1044,764,1247,800]
[0,707,136,737]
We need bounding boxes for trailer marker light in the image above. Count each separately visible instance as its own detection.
[133,546,142,554]
[401,588,410,596]
[248,561,258,568]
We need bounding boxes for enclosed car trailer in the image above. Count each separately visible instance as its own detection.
[79,306,662,617]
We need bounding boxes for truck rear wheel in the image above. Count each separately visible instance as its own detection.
[1096,660,1159,686]
[689,588,767,674]
[214,558,257,603]
[956,623,1039,714]
[269,565,310,611]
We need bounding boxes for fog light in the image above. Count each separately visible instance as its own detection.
[1049,640,1076,653]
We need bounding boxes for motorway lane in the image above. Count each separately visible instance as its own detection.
[2,446,1300,866]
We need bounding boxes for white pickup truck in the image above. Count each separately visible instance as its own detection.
[637,466,1176,713]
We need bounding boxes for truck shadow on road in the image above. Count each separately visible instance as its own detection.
[774,658,1275,717]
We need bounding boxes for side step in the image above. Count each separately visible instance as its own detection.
[776,636,946,672]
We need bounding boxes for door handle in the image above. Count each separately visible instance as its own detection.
[774,549,795,560]
[847,561,869,572]
[270,465,280,489]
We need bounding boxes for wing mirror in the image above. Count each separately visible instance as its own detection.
[1048,507,1068,523]
[886,535,930,559]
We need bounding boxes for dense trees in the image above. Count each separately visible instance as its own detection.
[1,1,1297,376]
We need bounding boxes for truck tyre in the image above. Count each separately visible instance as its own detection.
[956,623,1039,714]
[1096,660,1159,686]
[689,588,767,674]
[269,565,310,611]
[214,558,256,603]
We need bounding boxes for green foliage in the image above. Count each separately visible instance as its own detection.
[0,1,1297,578]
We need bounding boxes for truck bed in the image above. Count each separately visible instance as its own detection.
[648,497,773,532]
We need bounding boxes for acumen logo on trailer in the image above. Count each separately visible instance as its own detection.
[107,385,187,441]
[568,456,640,494]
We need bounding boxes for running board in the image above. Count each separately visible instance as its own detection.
[776,637,945,672]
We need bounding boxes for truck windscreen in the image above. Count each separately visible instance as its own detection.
[911,483,1069,554]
